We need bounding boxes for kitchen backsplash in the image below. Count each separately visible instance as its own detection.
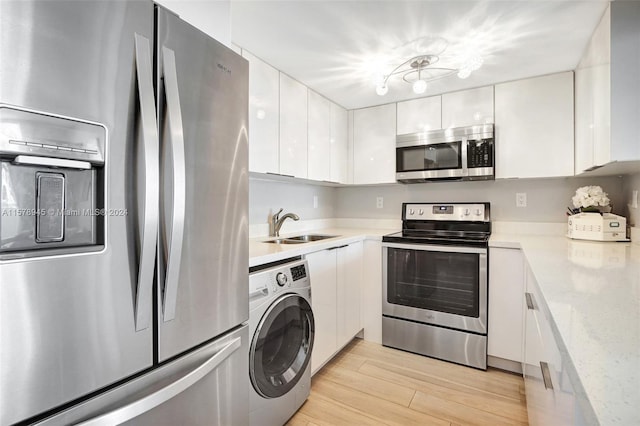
[622,172,640,227]
[250,175,631,226]
[249,178,335,224]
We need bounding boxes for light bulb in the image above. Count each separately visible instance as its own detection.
[376,84,388,96]
[412,79,427,94]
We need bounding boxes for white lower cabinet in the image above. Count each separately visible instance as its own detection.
[523,264,576,426]
[306,241,363,374]
[488,247,524,371]
[336,242,363,346]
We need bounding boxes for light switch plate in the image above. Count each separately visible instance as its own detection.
[516,193,527,207]
[376,197,384,209]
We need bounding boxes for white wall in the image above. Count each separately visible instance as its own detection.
[622,173,640,227]
[156,0,231,47]
[249,178,335,225]
[334,176,626,223]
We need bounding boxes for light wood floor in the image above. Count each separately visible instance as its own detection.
[287,339,528,426]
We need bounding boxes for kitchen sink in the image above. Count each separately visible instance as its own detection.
[262,238,306,244]
[286,234,338,242]
[262,234,339,244]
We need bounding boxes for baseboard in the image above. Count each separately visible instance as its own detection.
[487,355,522,375]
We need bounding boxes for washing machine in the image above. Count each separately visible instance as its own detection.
[248,257,315,426]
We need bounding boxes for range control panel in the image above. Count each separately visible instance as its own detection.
[404,203,489,222]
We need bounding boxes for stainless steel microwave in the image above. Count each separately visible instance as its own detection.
[396,124,494,183]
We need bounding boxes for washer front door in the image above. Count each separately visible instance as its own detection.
[250,293,315,398]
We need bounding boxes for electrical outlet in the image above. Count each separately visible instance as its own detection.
[516,193,527,207]
[376,196,384,209]
[313,195,318,209]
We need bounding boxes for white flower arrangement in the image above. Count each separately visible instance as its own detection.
[571,186,610,210]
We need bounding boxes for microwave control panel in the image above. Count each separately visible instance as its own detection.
[467,139,493,168]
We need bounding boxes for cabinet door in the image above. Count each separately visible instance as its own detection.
[442,86,494,128]
[574,66,595,174]
[307,91,331,181]
[279,73,308,178]
[396,96,441,135]
[575,6,611,173]
[488,248,524,365]
[361,240,382,344]
[330,102,348,183]
[305,249,337,374]
[494,72,574,178]
[524,267,574,426]
[243,51,279,174]
[336,242,363,348]
[353,104,396,184]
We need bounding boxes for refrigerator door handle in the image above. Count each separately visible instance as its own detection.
[74,336,242,426]
[133,33,159,332]
[160,46,186,322]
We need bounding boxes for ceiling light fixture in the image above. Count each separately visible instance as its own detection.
[375,52,483,96]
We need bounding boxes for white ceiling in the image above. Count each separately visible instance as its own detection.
[230,0,609,110]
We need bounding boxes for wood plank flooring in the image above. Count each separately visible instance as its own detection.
[287,339,528,426]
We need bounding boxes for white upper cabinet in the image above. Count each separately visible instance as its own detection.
[396,96,441,135]
[575,3,640,175]
[307,91,332,181]
[243,51,280,174]
[279,73,308,178]
[330,102,348,184]
[353,103,397,184]
[575,6,610,174]
[442,86,494,129]
[494,72,574,179]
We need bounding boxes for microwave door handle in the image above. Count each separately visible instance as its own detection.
[161,46,186,322]
[133,34,160,332]
[74,336,241,426]
[461,139,468,176]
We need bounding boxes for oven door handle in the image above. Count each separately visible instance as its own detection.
[381,242,487,254]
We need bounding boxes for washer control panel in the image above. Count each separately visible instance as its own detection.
[249,258,310,299]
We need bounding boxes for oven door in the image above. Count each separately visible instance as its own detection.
[382,242,487,334]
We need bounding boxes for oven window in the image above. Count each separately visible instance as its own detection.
[387,247,479,317]
[396,141,461,172]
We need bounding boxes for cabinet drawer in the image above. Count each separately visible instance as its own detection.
[524,268,575,426]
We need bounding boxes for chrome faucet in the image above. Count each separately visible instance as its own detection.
[270,208,300,237]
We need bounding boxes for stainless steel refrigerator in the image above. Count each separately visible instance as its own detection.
[0,1,249,424]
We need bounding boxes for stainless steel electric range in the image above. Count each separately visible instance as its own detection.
[381,202,491,370]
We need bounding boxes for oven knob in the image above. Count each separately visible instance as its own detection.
[419,209,424,215]
[409,209,415,215]
[464,209,471,216]
[475,209,482,216]
[276,272,288,287]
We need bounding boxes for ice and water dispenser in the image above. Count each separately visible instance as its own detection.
[0,106,105,258]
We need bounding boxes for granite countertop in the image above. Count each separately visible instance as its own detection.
[490,234,640,425]
[248,227,395,267]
